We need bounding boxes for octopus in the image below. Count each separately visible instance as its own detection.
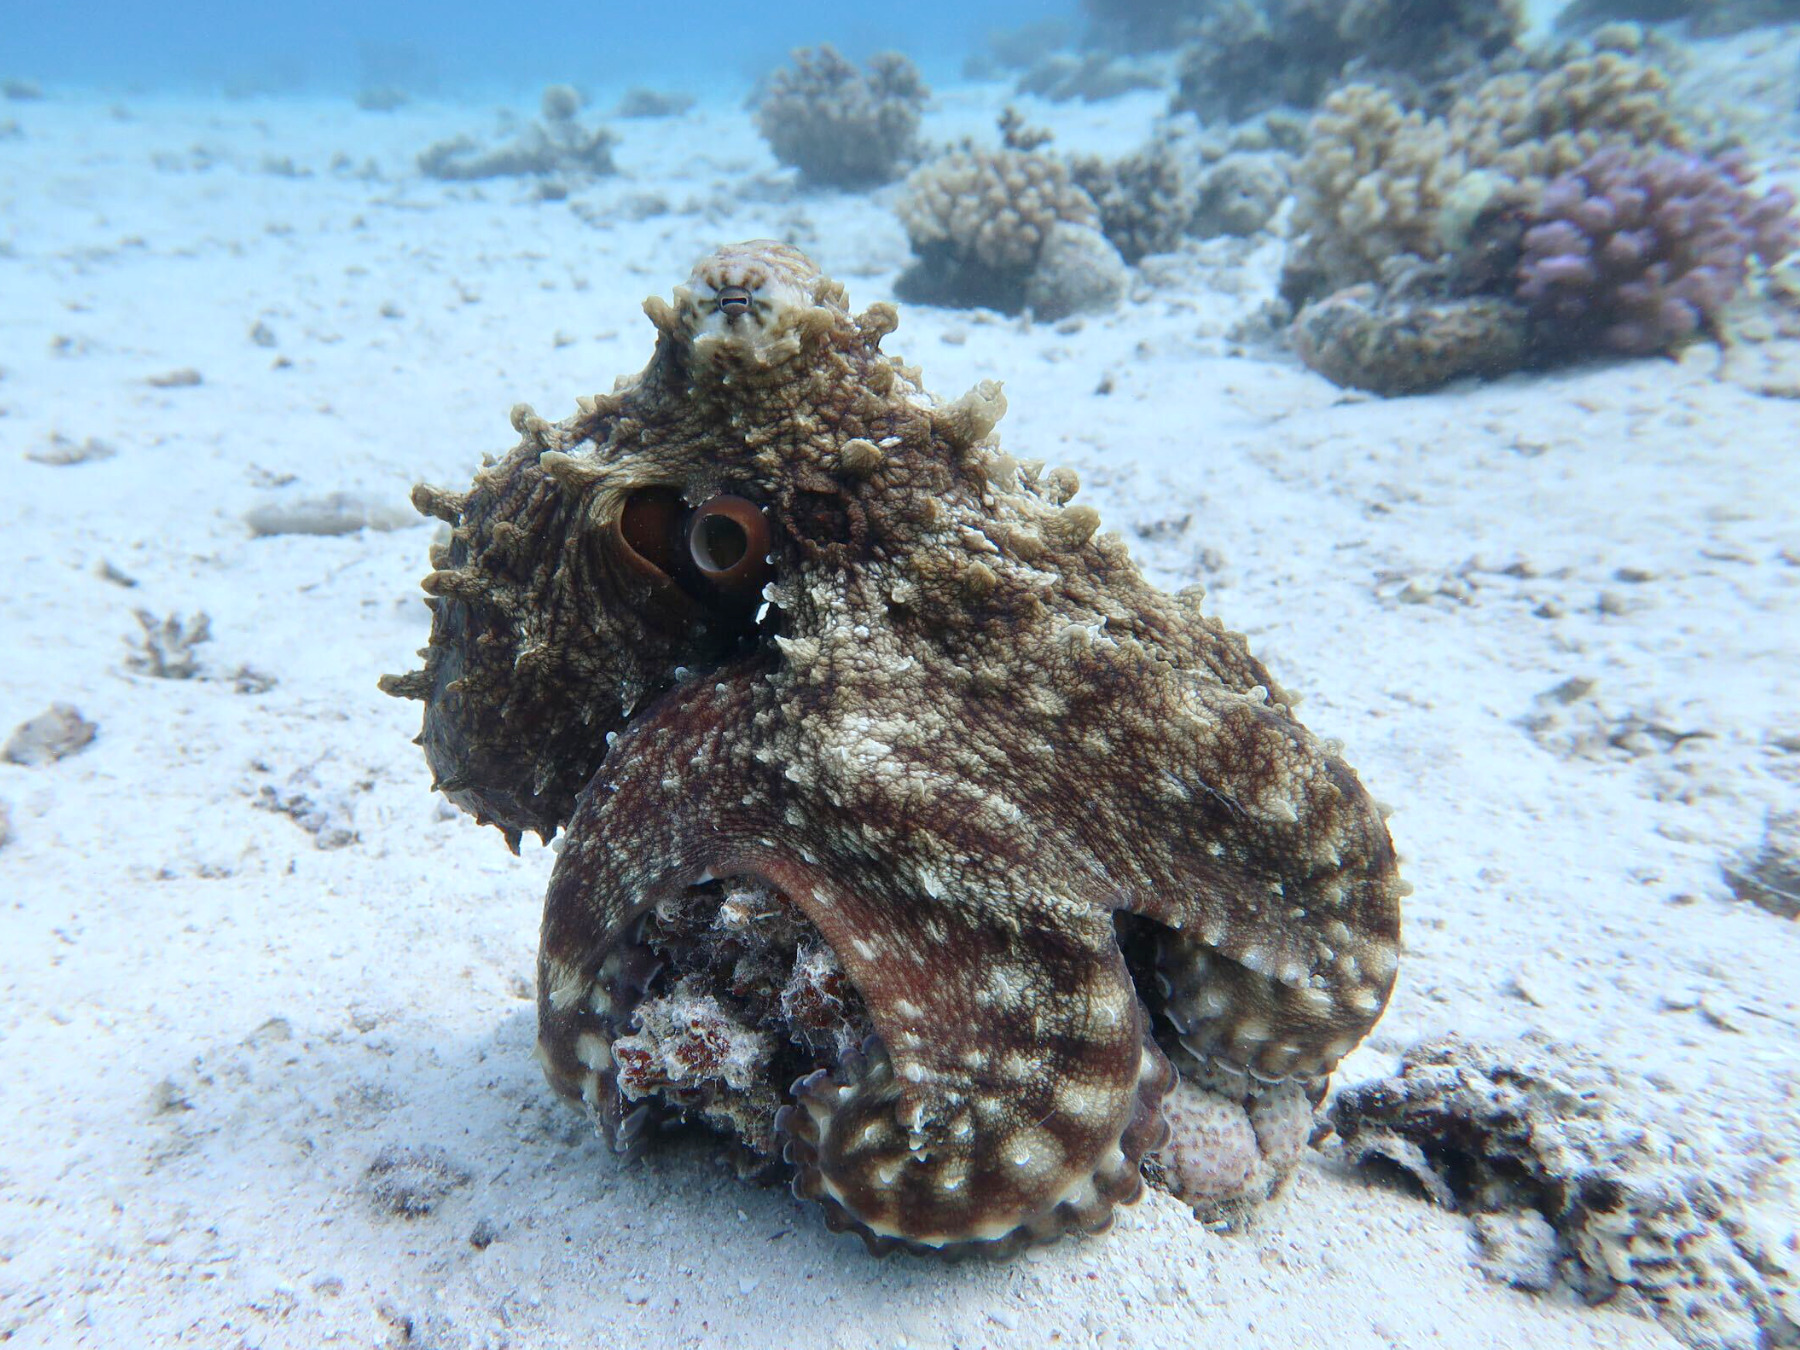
[382,241,1405,1257]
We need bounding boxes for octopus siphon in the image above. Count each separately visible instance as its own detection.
[382,241,1405,1257]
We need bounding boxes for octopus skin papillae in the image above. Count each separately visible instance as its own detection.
[382,241,1405,1258]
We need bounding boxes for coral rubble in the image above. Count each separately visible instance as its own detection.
[1334,1035,1799,1350]
[4,704,96,766]
[1722,813,1800,919]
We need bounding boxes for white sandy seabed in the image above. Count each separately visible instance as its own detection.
[2,43,1799,1350]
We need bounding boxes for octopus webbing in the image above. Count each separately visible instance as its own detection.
[382,241,1404,1257]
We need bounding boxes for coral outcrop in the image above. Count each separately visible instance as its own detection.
[1280,41,1798,393]
[1073,122,1294,264]
[1172,0,1525,125]
[418,85,616,181]
[1556,0,1800,36]
[1014,51,1164,103]
[1283,51,1691,306]
[1290,269,1531,397]
[613,88,695,119]
[383,241,1404,1257]
[895,149,1126,315]
[1081,0,1211,52]
[754,46,928,188]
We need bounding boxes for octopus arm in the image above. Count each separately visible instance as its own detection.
[534,668,1172,1257]
[780,891,1173,1258]
[1082,672,1404,1084]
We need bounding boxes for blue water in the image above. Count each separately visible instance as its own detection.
[0,0,1073,95]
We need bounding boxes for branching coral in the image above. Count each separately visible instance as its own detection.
[1071,127,1208,264]
[1516,147,1799,356]
[754,46,927,188]
[126,610,212,679]
[895,149,1125,315]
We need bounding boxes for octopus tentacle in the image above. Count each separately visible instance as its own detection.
[775,909,1173,1257]
[1082,674,1402,1084]
[534,665,785,1144]
[1155,925,1385,1082]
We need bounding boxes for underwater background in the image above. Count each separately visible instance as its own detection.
[1,0,1072,93]
[2,2,1797,1348]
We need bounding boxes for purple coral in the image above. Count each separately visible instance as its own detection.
[1516,147,1799,356]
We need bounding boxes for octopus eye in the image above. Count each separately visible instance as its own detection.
[687,495,773,600]
[715,286,753,317]
[618,486,686,581]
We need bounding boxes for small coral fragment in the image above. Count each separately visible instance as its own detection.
[364,1145,473,1218]
[125,610,211,679]
[1721,813,1800,920]
[4,704,97,766]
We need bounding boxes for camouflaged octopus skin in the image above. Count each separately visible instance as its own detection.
[383,241,1405,1257]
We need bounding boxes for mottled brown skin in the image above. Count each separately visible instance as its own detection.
[384,242,1404,1257]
